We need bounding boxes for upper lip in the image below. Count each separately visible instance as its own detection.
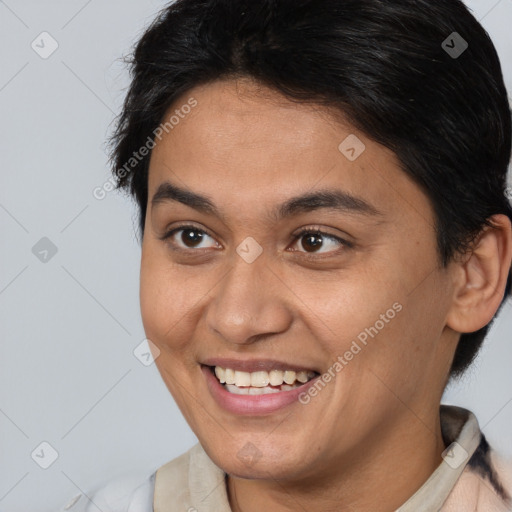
[201,358,320,374]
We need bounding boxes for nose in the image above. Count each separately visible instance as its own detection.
[205,249,293,346]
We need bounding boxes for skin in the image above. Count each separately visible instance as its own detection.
[140,77,512,511]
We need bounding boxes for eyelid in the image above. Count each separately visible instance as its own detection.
[289,226,353,254]
[159,223,352,255]
[291,225,352,243]
[159,222,220,247]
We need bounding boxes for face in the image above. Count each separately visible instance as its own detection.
[140,78,458,484]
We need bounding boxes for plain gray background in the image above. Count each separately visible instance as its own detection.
[0,1,511,510]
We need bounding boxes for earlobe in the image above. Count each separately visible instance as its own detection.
[446,214,512,334]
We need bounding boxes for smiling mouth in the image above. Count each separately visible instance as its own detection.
[207,365,320,395]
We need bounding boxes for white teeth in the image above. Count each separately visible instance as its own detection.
[225,384,249,395]
[269,369,284,386]
[213,366,317,391]
[215,366,226,383]
[225,384,281,395]
[251,371,270,388]
[234,370,252,387]
[296,371,309,383]
[225,368,235,385]
[283,370,296,385]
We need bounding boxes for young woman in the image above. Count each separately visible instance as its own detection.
[63,0,512,510]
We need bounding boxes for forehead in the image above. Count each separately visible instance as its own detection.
[147,78,432,226]
[154,78,350,163]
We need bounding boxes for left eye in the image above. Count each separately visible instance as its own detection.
[161,226,349,255]
[289,230,348,254]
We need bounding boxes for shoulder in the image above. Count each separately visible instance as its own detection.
[58,470,155,512]
[152,442,212,507]
[58,445,203,512]
[443,443,512,511]
[484,450,512,510]
[151,443,229,510]
[154,441,198,479]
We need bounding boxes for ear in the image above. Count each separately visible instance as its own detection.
[446,214,512,334]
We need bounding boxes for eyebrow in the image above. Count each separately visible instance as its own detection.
[151,180,382,221]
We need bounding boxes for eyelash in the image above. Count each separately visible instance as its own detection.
[159,223,352,257]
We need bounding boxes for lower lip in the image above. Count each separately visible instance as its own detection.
[201,365,320,415]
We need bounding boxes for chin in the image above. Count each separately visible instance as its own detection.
[203,437,311,481]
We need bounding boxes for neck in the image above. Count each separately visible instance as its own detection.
[227,410,446,512]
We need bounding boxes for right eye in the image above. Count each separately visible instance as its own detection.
[160,224,221,252]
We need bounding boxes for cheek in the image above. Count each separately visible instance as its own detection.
[286,268,404,350]
[139,244,223,354]
[351,280,451,403]
[291,262,444,390]
[139,246,193,349]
